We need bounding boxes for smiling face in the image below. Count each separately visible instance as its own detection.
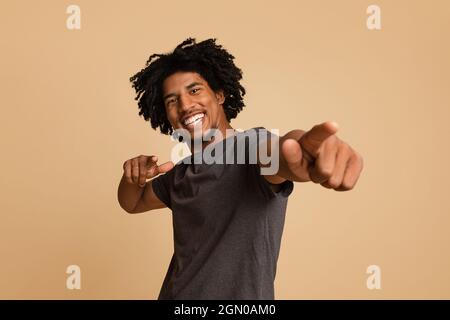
[162,71,233,141]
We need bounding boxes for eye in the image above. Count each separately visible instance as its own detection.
[191,87,201,94]
[166,97,177,106]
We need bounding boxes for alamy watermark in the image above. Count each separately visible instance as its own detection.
[169,127,280,176]
[66,5,81,30]
[366,5,381,30]
[66,264,81,290]
[366,264,381,290]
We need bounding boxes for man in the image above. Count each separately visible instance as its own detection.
[117,38,364,299]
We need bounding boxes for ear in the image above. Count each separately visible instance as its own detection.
[215,90,225,105]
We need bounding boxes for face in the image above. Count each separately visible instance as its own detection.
[162,71,231,138]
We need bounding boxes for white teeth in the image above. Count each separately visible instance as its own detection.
[183,113,204,126]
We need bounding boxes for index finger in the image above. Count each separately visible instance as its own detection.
[300,121,339,155]
[157,161,175,174]
[146,160,175,179]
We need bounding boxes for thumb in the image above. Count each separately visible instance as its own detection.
[281,139,303,171]
[281,138,312,181]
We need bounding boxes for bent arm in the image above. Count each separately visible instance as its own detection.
[117,174,166,214]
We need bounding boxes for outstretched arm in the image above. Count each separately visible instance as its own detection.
[263,121,364,191]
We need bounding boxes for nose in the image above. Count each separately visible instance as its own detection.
[178,93,195,112]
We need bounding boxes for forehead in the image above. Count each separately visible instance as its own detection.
[162,71,207,94]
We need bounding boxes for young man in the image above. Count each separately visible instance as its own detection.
[117,38,363,300]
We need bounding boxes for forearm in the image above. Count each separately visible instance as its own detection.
[117,173,146,213]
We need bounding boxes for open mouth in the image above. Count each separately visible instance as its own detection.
[183,112,205,129]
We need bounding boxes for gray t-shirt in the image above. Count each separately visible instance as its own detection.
[152,127,294,300]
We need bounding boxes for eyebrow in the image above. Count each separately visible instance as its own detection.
[163,82,204,101]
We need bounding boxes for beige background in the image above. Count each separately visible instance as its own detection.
[1,0,449,299]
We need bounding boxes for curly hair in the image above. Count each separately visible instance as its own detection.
[129,38,246,135]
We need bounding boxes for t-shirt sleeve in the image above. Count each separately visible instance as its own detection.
[151,170,173,209]
[249,126,295,199]
[254,164,294,199]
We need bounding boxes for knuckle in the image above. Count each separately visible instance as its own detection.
[318,167,333,178]
[358,154,364,168]
[341,182,354,190]
[339,142,350,153]
[327,177,340,188]
[320,181,333,189]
